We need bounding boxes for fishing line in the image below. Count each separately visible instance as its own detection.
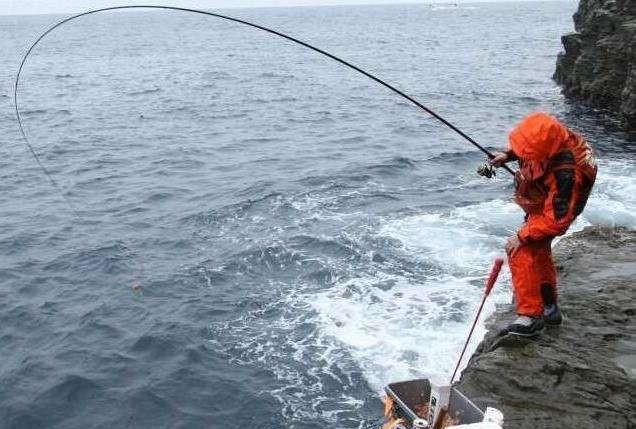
[14,5,514,216]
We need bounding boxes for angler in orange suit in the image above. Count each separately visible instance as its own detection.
[490,112,597,337]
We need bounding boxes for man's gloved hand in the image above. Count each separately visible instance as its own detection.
[489,151,510,168]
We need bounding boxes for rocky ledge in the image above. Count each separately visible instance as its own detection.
[456,226,635,429]
[554,0,636,133]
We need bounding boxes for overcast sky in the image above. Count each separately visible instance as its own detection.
[2,0,560,16]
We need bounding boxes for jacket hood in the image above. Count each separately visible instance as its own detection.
[508,112,569,162]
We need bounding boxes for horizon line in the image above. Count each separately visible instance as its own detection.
[0,0,576,17]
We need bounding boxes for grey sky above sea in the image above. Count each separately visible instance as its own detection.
[3,0,570,16]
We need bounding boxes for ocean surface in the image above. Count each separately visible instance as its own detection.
[0,2,634,428]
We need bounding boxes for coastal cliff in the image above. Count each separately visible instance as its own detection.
[456,227,635,429]
[554,0,636,133]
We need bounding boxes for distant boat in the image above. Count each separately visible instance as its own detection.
[430,3,460,11]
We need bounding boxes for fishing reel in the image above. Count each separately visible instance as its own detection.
[477,162,496,179]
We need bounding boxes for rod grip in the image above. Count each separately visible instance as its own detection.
[485,258,504,295]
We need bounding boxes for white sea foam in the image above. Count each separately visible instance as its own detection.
[582,159,636,228]
[309,198,516,389]
[379,199,520,272]
[310,273,500,389]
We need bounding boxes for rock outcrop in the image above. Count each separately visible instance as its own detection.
[457,227,635,429]
[554,0,636,133]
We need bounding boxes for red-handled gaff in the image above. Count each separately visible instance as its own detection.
[449,258,504,384]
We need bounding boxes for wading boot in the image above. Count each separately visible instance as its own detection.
[541,283,562,325]
[543,304,563,325]
[500,316,544,337]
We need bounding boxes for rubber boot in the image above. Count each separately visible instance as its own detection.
[541,283,563,325]
[500,315,545,337]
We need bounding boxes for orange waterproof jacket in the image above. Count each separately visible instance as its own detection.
[507,113,597,243]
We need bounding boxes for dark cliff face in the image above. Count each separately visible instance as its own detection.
[554,0,636,133]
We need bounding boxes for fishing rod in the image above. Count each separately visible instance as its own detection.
[14,5,514,213]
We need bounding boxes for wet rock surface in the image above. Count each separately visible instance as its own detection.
[554,0,636,134]
[457,226,635,429]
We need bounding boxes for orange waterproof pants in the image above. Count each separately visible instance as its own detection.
[508,238,557,317]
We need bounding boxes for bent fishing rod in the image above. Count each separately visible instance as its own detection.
[14,5,515,214]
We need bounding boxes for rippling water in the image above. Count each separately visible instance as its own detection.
[1,2,634,428]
